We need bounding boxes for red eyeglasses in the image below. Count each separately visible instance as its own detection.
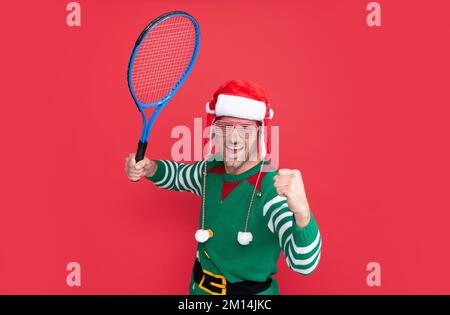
[213,120,260,137]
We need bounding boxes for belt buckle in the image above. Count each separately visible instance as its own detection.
[199,269,227,295]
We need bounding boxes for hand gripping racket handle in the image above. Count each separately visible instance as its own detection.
[135,140,148,163]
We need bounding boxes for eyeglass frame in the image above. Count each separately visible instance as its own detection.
[212,119,261,138]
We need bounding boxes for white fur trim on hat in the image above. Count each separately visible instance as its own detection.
[215,94,267,121]
[205,102,215,114]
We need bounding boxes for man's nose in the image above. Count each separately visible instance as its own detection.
[231,126,240,143]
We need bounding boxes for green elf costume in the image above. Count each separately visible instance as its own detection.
[146,80,322,295]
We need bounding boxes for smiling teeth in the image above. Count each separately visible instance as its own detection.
[227,145,243,150]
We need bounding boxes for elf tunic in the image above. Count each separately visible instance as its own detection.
[146,156,322,295]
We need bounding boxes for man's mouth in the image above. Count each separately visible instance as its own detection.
[226,144,244,151]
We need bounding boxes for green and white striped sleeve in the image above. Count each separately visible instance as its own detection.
[263,193,322,276]
[146,160,206,197]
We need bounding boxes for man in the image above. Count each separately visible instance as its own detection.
[125,80,321,295]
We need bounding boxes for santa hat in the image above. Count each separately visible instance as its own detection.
[204,80,274,159]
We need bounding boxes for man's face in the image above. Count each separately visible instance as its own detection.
[213,116,260,168]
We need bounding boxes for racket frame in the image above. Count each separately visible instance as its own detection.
[127,11,200,161]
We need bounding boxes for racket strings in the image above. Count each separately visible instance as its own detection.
[138,31,194,102]
[134,33,192,99]
[131,16,196,105]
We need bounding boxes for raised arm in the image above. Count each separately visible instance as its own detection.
[263,168,322,276]
[124,153,206,196]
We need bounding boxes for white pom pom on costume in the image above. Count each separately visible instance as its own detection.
[195,229,210,243]
[237,231,253,245]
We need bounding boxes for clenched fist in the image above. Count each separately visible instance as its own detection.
[124,153,156,182]
[274,169,311,228]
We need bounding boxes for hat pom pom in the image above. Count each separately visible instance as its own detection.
[195,229,210,243]
[237,231,253,245]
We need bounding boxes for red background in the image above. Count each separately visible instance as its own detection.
[1,0,450,294]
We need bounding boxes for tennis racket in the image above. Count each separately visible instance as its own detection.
[127,11,200,162]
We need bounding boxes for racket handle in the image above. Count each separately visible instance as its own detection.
[135,141,148,163]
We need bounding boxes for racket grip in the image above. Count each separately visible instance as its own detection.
[135,141,148,162]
